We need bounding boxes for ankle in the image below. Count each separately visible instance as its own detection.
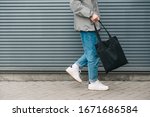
[89,80,99,84]
[72,63,79,68]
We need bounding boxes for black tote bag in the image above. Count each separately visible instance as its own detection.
[94,21,128,73]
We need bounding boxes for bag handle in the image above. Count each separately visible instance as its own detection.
[94,20,112,41]
[94,22,101,42]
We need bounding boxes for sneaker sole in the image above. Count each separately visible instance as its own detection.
[66,68,82,83]
[88,87,109,91]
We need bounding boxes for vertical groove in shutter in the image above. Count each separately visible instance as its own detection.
[0,0,149,72]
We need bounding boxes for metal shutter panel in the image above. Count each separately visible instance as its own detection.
[99,0,150,71]
[0,0,150,72]
[0,0,82,71]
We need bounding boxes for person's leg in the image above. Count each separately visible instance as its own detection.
[66,43,87,83]
[66,39,87,83]
[80,31,109,90]
[66,36,88,83]
[75,53,87,69]
[80,31,99,82]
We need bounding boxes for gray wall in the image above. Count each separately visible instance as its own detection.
[0,0,150,72]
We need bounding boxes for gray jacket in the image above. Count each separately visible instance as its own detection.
[70,0,100,31]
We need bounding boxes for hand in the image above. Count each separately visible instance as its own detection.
[90,13,100,23]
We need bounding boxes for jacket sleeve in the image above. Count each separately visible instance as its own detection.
[70,0,94,18]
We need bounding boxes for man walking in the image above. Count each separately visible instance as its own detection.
[66,0,109,91]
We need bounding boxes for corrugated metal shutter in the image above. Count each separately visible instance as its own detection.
[0,0,150,72]
[0,0,81,71]
[99,0,150,72]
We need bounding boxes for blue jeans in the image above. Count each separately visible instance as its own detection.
[75,31,100,82]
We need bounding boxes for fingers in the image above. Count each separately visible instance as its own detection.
[90,13,100,23]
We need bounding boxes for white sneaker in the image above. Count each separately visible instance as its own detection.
[88,80,109,91]
[66,64,82,83]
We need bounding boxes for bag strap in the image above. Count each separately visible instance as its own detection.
[94,21,112,41]
[94,22,101,42]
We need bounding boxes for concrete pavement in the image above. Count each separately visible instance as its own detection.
[0,81,150,100]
